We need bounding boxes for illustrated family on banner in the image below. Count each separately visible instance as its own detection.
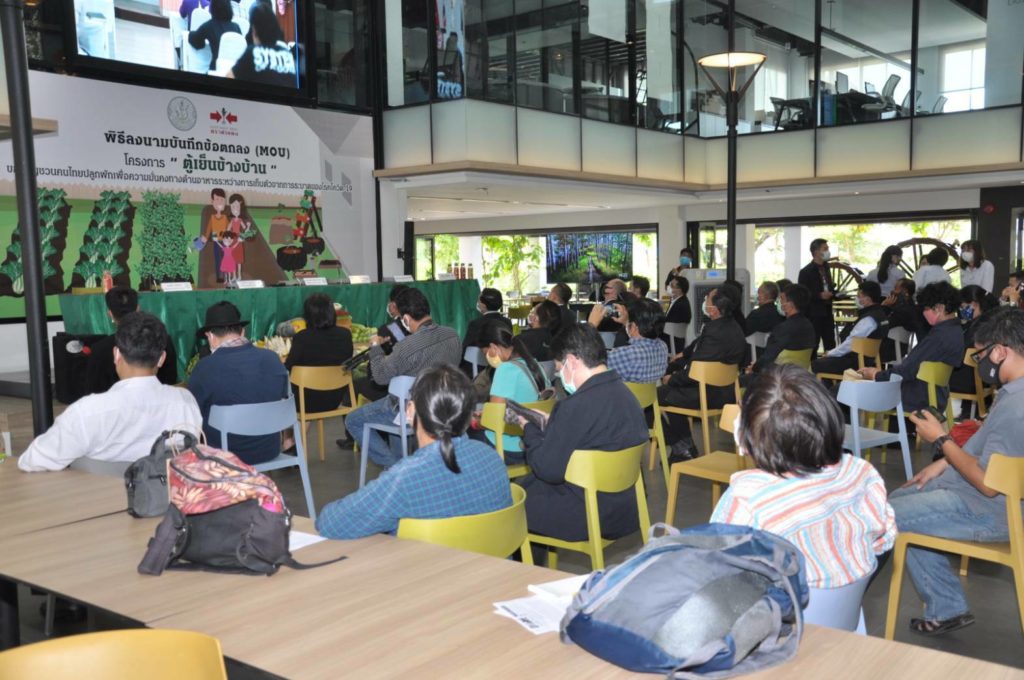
[197,188,253,284]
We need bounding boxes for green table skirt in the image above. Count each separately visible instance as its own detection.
[59,280,481,379]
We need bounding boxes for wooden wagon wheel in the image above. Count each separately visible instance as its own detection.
[828,261,865,296]
[895,237,960,279]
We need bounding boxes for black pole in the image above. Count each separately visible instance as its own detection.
[726,86,737,281]
[1,0,53,435]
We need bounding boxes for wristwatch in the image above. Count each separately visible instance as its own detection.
[931,434,953,460]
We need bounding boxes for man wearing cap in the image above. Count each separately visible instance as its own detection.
[188,301,289,465]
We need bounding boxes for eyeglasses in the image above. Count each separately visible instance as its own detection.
[970,343,995,364]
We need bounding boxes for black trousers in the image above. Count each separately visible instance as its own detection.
[809,310,837,355]
[810,353,858,375]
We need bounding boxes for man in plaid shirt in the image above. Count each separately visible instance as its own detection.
[588,297,668,384]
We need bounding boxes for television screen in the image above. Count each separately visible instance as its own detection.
[546,231,634,285]
[72,0,304,90]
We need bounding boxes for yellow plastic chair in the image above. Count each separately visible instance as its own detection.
[508,305,532,328]
[950,348,995,419]
[290,365,358,462]
[885,454,1024,640]
[479,398,555,478]
[398,483,533,564]
[664,404,754,524]
[625,381,670,487]
[528,444,651,571]
[776,348,813,370]
[815,337,883,382]
[0,629,227,679]
[660,361,740,457]
[917,360,956,425]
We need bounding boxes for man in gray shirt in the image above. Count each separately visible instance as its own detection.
[889,307,1024,636]
[344,288,461,467]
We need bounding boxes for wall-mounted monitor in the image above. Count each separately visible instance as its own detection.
[546,231,634,285]
[70,0,305,94]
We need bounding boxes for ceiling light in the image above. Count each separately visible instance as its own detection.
[697,52,766,68]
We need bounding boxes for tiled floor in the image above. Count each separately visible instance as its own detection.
[5,396,1023,670]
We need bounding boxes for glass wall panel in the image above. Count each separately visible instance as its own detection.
[464,0,515,102]
[917,0,1018,115]
[384,0,431,106]
[579,0,632,123]
[819,0,912,126]
[682,0,729,137]
[515,0,579,114]
[636,0,685,133]
[315,0,372,109]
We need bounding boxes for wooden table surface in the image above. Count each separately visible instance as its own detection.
[0,463,125,538]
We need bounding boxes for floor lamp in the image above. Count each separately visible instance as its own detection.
[697,51,765,281]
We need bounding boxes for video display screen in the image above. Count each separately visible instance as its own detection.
[72,0,304,89]
[546,231,634,285]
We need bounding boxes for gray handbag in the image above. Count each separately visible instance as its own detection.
[124,429,199,518]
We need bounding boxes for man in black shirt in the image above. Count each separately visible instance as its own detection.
[547,282,578,336]
[812,280,890,375]
[226,2,301,87]
[745,281,784,335]
[747,284,817,374]
[462,287,512,350]
[798,238,837,355]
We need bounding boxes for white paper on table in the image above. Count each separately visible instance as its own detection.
[493,595,568,635]
[289,531,327,552]
[527,574,589,606]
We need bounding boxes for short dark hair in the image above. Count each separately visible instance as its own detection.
[926,247,949,267]
[670,275,689,295]
[249,0,285,43]
[1010,271,1024,282]
[211,188,226,199]
[550,323,607,368]
[478,288,503,312]
[115,312,168,369]
[680,247,694,257]
[723,279,743,297]
[739,364,844,476]
[712,285,738,317]
[396,287,431,321]
[781,283,811,315]
[960,285,999,314]
[550,282,572,305]
[759,281,779,301]
[809,238,828,255]
[303,293,336,330]
[974,307,1024,355]
[895,277,916,298]
[776,278,793,291]
[917,281,960,313]
[388,284,410,303]
[532,300,561,333]
[631,276,650,297]
[105,286,138,322]
[210,0,233,21]
[858,280,883,304]
[625,298,665,339]
[410,365,475,474]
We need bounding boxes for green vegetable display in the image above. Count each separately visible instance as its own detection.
[72,190,131,288]
[350,323,374,344]
[0,187,68,297]
[137,191,191,290]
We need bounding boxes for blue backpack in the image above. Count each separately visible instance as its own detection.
[561,523,808,678]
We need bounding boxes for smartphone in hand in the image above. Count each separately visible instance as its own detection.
[914,406,947,424]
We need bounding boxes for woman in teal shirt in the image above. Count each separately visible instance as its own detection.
[477,323,549,462]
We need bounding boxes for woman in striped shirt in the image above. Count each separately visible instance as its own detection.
[711,364,896,588]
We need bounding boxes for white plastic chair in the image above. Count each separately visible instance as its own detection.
[539,360,556,382]
[804,574,870,633]
[837,375,913,479]
[209,395,317,521]
[663,322,688,355]
[359,375,416,488]
[211,32,247,76]
[747,331,769,358]
[463,347,487,378]
[181,32,212,74]
[599,332,617,350]
[190,6,212,30]
[887,327,914,363]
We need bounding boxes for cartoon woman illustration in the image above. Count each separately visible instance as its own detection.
[227,193,250,276]
[217,230,241,285]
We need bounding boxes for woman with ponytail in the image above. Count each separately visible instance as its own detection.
[866,245,904,297]
[316,364,512,539]
[474,322,550,462]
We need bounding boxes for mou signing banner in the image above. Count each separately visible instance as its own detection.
[0,71,376,319]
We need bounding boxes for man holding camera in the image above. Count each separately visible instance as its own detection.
[587,297,668,384]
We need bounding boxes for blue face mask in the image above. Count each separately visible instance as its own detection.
[960,306,975,322]
[559,364,577,395]
[679,256,692,267]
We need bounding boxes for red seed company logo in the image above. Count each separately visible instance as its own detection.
[209,108,238,124]
[208,107,240,137]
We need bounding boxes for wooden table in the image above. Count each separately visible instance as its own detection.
[0,463,126,538]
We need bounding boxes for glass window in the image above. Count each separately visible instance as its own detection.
[384,0,431,106]
[415,236,435,280]
[682,0,729,137]
[636,0,685,133]
[515,0,579,115]
[464,0,515,103]
[579,0,632,124]
[315,0,372,110]
[819,0,912,126]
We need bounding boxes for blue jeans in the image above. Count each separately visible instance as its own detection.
[345,397,410,468]
[889,484,1008,621]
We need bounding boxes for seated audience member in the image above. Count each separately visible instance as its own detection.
[376,284,411,350]
[722,279,748,329]
[949,285,1000,416]
[19,312,201,473]
[860,282,964,413]
[548,282,579,335]
[187,0,241,71]
[959,239,994,293]
[664,247,696,287]
[888,307,1024,635]
[519,300,560,361]
[866,245,905,297]
[882,277,924,359]
[179,0,210,20]
[712,365,896,589]
[516,325,649,548]
[595,278,628,333]
[662,275,692,350]
[1001,271,1024,308]
[227,2,300,87]
[913,247,952,289]
[744,281,784,337]
[315,366,512,539]
[463,287,512,350]
[630,276,651,299]
[811,281,889,375]
[473,324,549,461]
[344,288,462,467]
[597,298,669,384]
[85,286,178,394]
[747,283,816,375]
[776,278,793,292]
[659,286,747,462]
[285,293,354,413]
[188,302,289,465]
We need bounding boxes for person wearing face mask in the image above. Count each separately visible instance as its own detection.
[866,245,905,297]
[811,281,889,376]
[344,288,462,468]
[661,275,692,350]
[462,287,512,352]
[471,324,549,461]
[949,285,1000,417]
[959,239,995,294]
[514,324,649,556]
[888,307,1024,636]
[711,364,895,590]
[664,248,697,288]
[315,365,512,539]
[860,282,964,414]
[518,300,561,361]
[745,284,816,376]
[798,238,838,355]
[743,281,784,339]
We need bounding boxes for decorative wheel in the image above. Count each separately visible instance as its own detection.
[828,261,864,296]
[896,237,960,279]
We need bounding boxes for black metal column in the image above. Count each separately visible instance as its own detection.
[1,0,52,435]
[725,0,737,281]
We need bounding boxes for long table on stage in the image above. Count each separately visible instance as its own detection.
[58,279,481,380]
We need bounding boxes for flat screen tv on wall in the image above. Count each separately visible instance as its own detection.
[546,231,634,285]
[70,0,305,92]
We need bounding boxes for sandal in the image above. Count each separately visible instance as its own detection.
[910,613,975,636]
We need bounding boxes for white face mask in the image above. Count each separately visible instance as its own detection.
[821,249,831,260]
[962,251,974,264]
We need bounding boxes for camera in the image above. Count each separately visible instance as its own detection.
[602,301,621,318]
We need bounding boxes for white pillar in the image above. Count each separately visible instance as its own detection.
[378,180,407,281]
[784,225,805,281]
